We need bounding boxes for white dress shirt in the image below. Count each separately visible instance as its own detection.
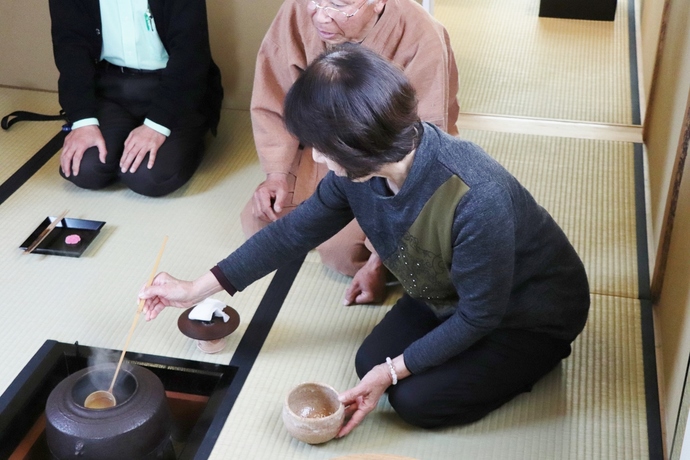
[73,0,171,136]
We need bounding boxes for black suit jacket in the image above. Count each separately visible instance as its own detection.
[49,0,223,134]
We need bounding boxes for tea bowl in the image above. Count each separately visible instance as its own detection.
[282,382,345,444]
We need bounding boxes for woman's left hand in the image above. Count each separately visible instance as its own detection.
[337,364,391,438]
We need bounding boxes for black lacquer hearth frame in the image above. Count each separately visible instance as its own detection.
[0,340,236,459]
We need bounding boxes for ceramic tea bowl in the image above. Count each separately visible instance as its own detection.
[282,382,345,444]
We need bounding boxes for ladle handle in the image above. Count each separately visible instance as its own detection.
[108,236,168,393]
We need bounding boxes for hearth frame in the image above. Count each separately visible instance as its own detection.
[0,340,237,459]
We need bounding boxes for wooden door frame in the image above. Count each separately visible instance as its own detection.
[651,89,690,303]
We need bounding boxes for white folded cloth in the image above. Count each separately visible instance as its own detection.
[188,298,229,323]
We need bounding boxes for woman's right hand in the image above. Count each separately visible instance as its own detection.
[140,271,223,321]
[139,272,196,321]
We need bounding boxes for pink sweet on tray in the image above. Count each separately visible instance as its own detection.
[65,234,81,245]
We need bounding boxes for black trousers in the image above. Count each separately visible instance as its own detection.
[355,294,573,428]
[60,66,208,197]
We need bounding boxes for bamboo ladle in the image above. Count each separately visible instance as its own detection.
[84,236,168,409]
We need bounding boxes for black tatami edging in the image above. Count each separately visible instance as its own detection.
[627,0,663,454]
[627,0,641,126]
[635,143,664,460]
[189,255,306,460]
[0,130,65,206]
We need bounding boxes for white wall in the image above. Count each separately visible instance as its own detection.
[643,0,690,456]
[0,0,284,110]
[640,0,665,112]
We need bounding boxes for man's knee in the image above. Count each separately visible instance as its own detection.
[59,163,115,191]
[121,168,187,197]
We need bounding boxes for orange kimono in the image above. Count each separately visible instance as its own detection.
[245,0,460,275]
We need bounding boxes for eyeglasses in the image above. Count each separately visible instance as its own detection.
[309,0,368,20]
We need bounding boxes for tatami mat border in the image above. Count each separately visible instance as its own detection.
[634,141,663,459]
[625,0,641,125]
[194,256,306,459]
[0,131,64,205]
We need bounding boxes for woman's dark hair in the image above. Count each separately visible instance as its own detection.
[284,43,421,179]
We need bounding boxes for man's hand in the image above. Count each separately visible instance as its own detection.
[251,173,291,223]
[120,124,166,173]
[60,125,107,177]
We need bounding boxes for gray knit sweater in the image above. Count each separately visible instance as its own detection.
[216,123,590,373]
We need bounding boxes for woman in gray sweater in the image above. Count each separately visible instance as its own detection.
[140,43,590,437]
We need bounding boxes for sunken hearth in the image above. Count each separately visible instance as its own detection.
[0,340,236,459]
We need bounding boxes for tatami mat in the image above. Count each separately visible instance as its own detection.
[438,0,634,124]
[0,108,272,394]
[0,88,651,458]
[458,129,639,299]
[0,87,63,184]
[213,253,648,460]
